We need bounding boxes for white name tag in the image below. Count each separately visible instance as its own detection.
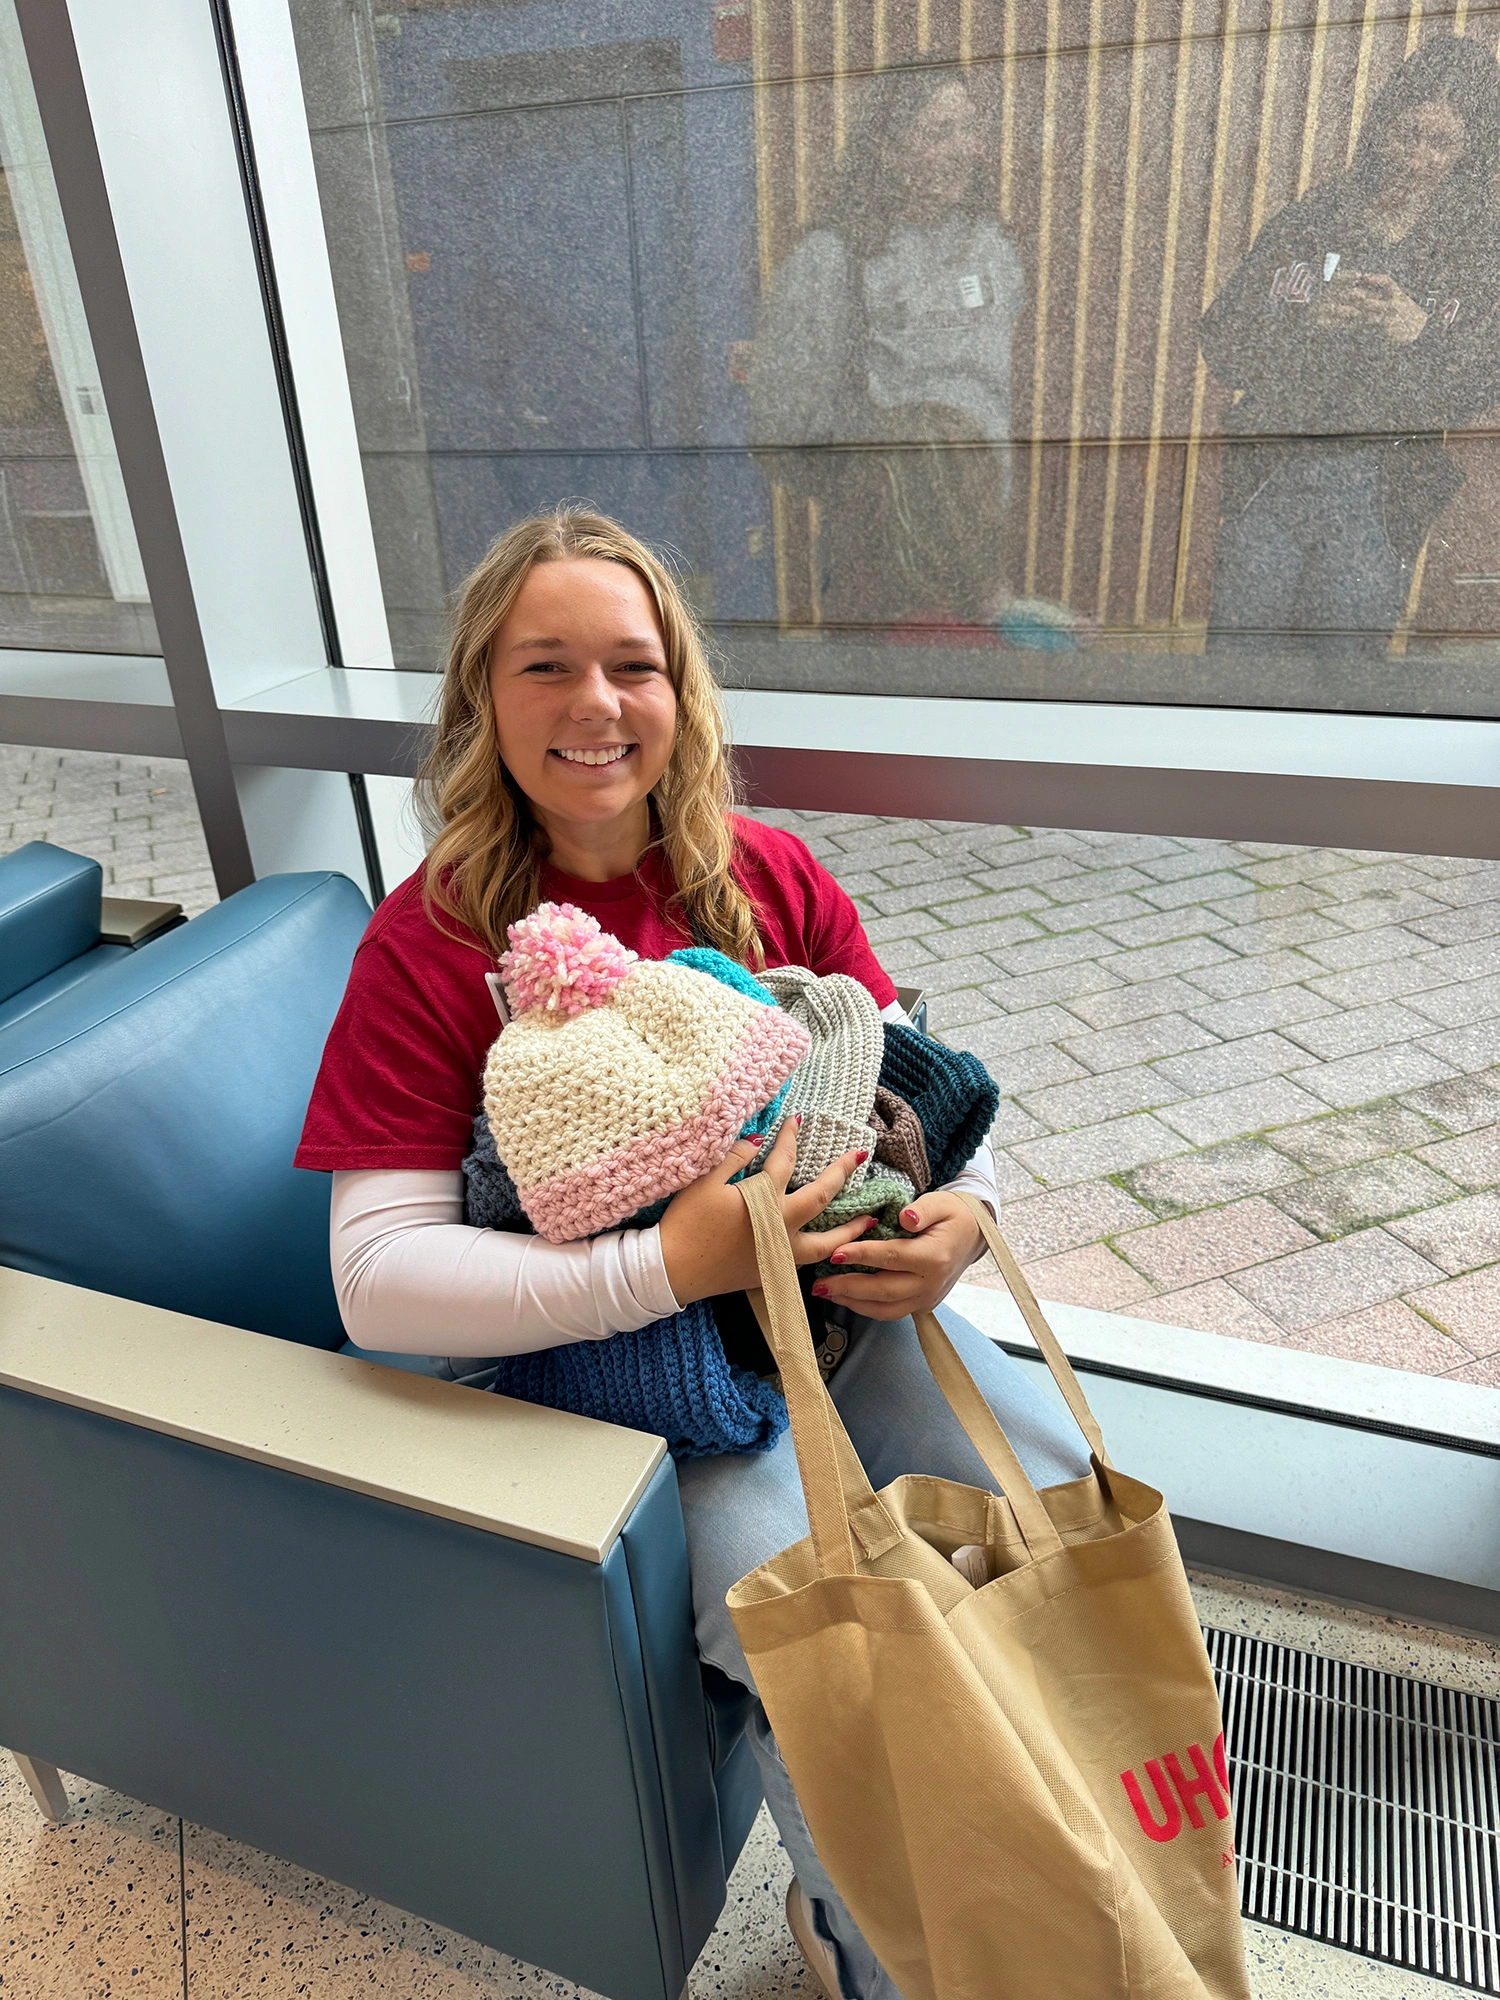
[958,272,985,309]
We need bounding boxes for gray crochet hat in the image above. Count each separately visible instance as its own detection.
[758,964,884,1190]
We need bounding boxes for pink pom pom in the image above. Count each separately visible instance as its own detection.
[500,901,637,1017]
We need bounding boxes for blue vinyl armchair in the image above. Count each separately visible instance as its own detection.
[0,869,760,2000]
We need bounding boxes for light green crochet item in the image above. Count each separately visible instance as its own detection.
[808,1171,914,1280]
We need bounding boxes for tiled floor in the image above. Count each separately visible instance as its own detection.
[2,1572,1477,1998]
[11,743,1500,1381]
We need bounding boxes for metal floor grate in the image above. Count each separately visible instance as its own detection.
[1207,1625,1500,1990]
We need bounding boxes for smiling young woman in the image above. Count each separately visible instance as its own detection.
[295,507,1087,2000]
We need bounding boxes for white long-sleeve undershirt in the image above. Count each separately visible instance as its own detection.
[331,998,1000,1359]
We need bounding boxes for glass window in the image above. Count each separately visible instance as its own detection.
[0,0,155,654]
[288,1,1500,712]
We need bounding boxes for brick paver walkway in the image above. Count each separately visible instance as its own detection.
[756,807,1500,1387]
[8,742,1500,1385]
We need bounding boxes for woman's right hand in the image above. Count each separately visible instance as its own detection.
[657,1115,873,1306]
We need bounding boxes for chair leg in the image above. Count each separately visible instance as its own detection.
[12,1753,71,1823]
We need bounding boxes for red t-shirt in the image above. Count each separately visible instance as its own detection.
[295,816,897,1172]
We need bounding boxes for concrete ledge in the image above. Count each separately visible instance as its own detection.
[951,1278,1500,1450]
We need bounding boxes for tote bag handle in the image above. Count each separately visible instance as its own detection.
[951,1193,1111,1468]
[738,1174,1071,1571]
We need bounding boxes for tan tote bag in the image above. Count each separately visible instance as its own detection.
[728,1173,1250,2000]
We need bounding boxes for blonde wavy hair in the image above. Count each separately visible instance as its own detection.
[415,506,764,966]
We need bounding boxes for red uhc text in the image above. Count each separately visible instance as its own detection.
[1119,1732,1231,1843]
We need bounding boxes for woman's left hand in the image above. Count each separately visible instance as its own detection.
[809,1192,988,1321]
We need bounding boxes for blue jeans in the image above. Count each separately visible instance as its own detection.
[676,1304,1091,2000]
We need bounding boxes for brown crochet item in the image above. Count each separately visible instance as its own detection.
[868,1085,931,1194]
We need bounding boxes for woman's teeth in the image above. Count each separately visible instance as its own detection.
[554,745,631,765]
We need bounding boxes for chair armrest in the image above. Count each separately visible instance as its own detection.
[0,842,101,1003]
[0,1267,664,1562]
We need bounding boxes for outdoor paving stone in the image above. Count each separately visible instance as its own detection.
[1212,913,1348,956]
[871,935,940,976]
[1401,1070,1500,1134]
[1057,975,1212,1029]
[1134,1279,1291,1346]
[1138,870,1253,910]
[1268,1102,1448,1171]
[1115,1197,1316,1288]
[1153,1031,1315,1095]
[1058,1013,1219,1075]
[918,914,1045,960]
[939,1005,1083,1057]
[991,1178,1154,1263]
[1406,1266,1500,1355]
[1239,848,1348,887]
[1403,973,1500,1028]
[1413,1125,1500,1190]
[1404,906,1500,947]
[861,908,947,945]
[869,851,997,888]
[1404,853,1487,877]
[966,853,1088,894]
[1288,1299,1472,1374]
[1226,1230,1445,1333]
[1279,1001,1436,1061]
[923,891,1055,932]
[1093,908,1235,950]
[1102,936,1239,982]
[1272,1156,1457,1240]
[1020,1242,1156,1311]
[1009,1113,1191,1187]
[1441,1355,1500,1385]
[1184,988,1337,1039]
[1303,958,1448,1007]
[1421,864,1500,907]
[988,1100,1050,1145]
[1295,1045,1456,1111]
[1018,1064,1185,1133]
[925,988,1003,1033]
[1321,860,1436,895]
[984,1043,1090,1097]
[1385,1193,1500,1275]
[1408,938,1500,986]
[1180,955,1313,999]
[1417,1021,1500,1075]
[1323,890,1447,932]
[1118,1137,1308,1217]
[1206,885,1335,924]
[864,879,992,918]
[1040,865,1158,903]
[983,961,1127,1012]
[893,950,1001,994]
[1138,844,1250,881]
[1032,893,1159,934]
[1155,1076,1331,1149]
[991,1151,1045,1202]
[991,931,1108,975]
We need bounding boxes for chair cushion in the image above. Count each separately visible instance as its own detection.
[0,871,369,1347]
[0,842,101,1003]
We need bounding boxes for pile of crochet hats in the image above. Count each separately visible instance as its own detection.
[468,901,1000,1458]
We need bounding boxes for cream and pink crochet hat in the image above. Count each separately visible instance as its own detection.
[482,903,810,1243]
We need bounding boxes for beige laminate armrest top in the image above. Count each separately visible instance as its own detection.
[0,1268,666,1563]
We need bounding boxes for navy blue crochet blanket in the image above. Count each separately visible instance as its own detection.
[463,1015,998,1462]
[462,1110,787,1461]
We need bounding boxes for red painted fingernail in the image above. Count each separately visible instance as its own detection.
[811,1282,830,1298]
[830,1252,845,1265]
[747,1134,765,1147]
[855,1149,870,1164]
[903,1208,920,1224]
[794,1113,803,1125]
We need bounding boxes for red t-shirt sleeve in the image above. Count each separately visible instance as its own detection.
[294,896,498,1173]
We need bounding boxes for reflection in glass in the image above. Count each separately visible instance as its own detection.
[288,1,1500,712]
[1203,37,1500,657]
[0,0,154,654]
